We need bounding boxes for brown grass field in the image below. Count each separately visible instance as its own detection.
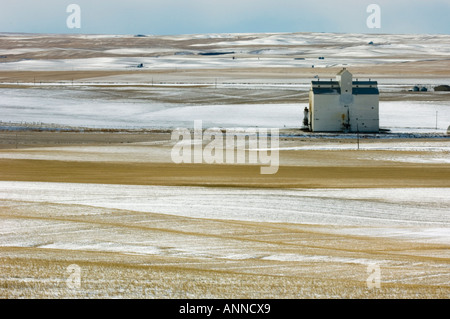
[1,157,450,189]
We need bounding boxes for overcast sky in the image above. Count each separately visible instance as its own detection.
[0,0,449,35]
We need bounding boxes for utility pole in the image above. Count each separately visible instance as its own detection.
[436,111,438,130]
[356,122,360,150]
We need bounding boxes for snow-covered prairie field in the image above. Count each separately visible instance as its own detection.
[0,87,449,132]
[1,32,450,71]
[1,179,449,298]
[1,181,449,244]
[0,32,449,298]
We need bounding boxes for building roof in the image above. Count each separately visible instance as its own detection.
[312,87,379,95]
[336,68,350,75]
[352,87,379,95]
[311,80,339,86]
[312,80,377,85]
[312,87,341,94]
[311,77,378,95]
[311,84,378,95]
[352,81,378,86]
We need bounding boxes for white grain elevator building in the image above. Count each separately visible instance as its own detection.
[308,68,379,133]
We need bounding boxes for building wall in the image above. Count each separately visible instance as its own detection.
[310,91,379,133]
[348,95,379,132]
[310,92,343,132]
[336,70,352,94]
